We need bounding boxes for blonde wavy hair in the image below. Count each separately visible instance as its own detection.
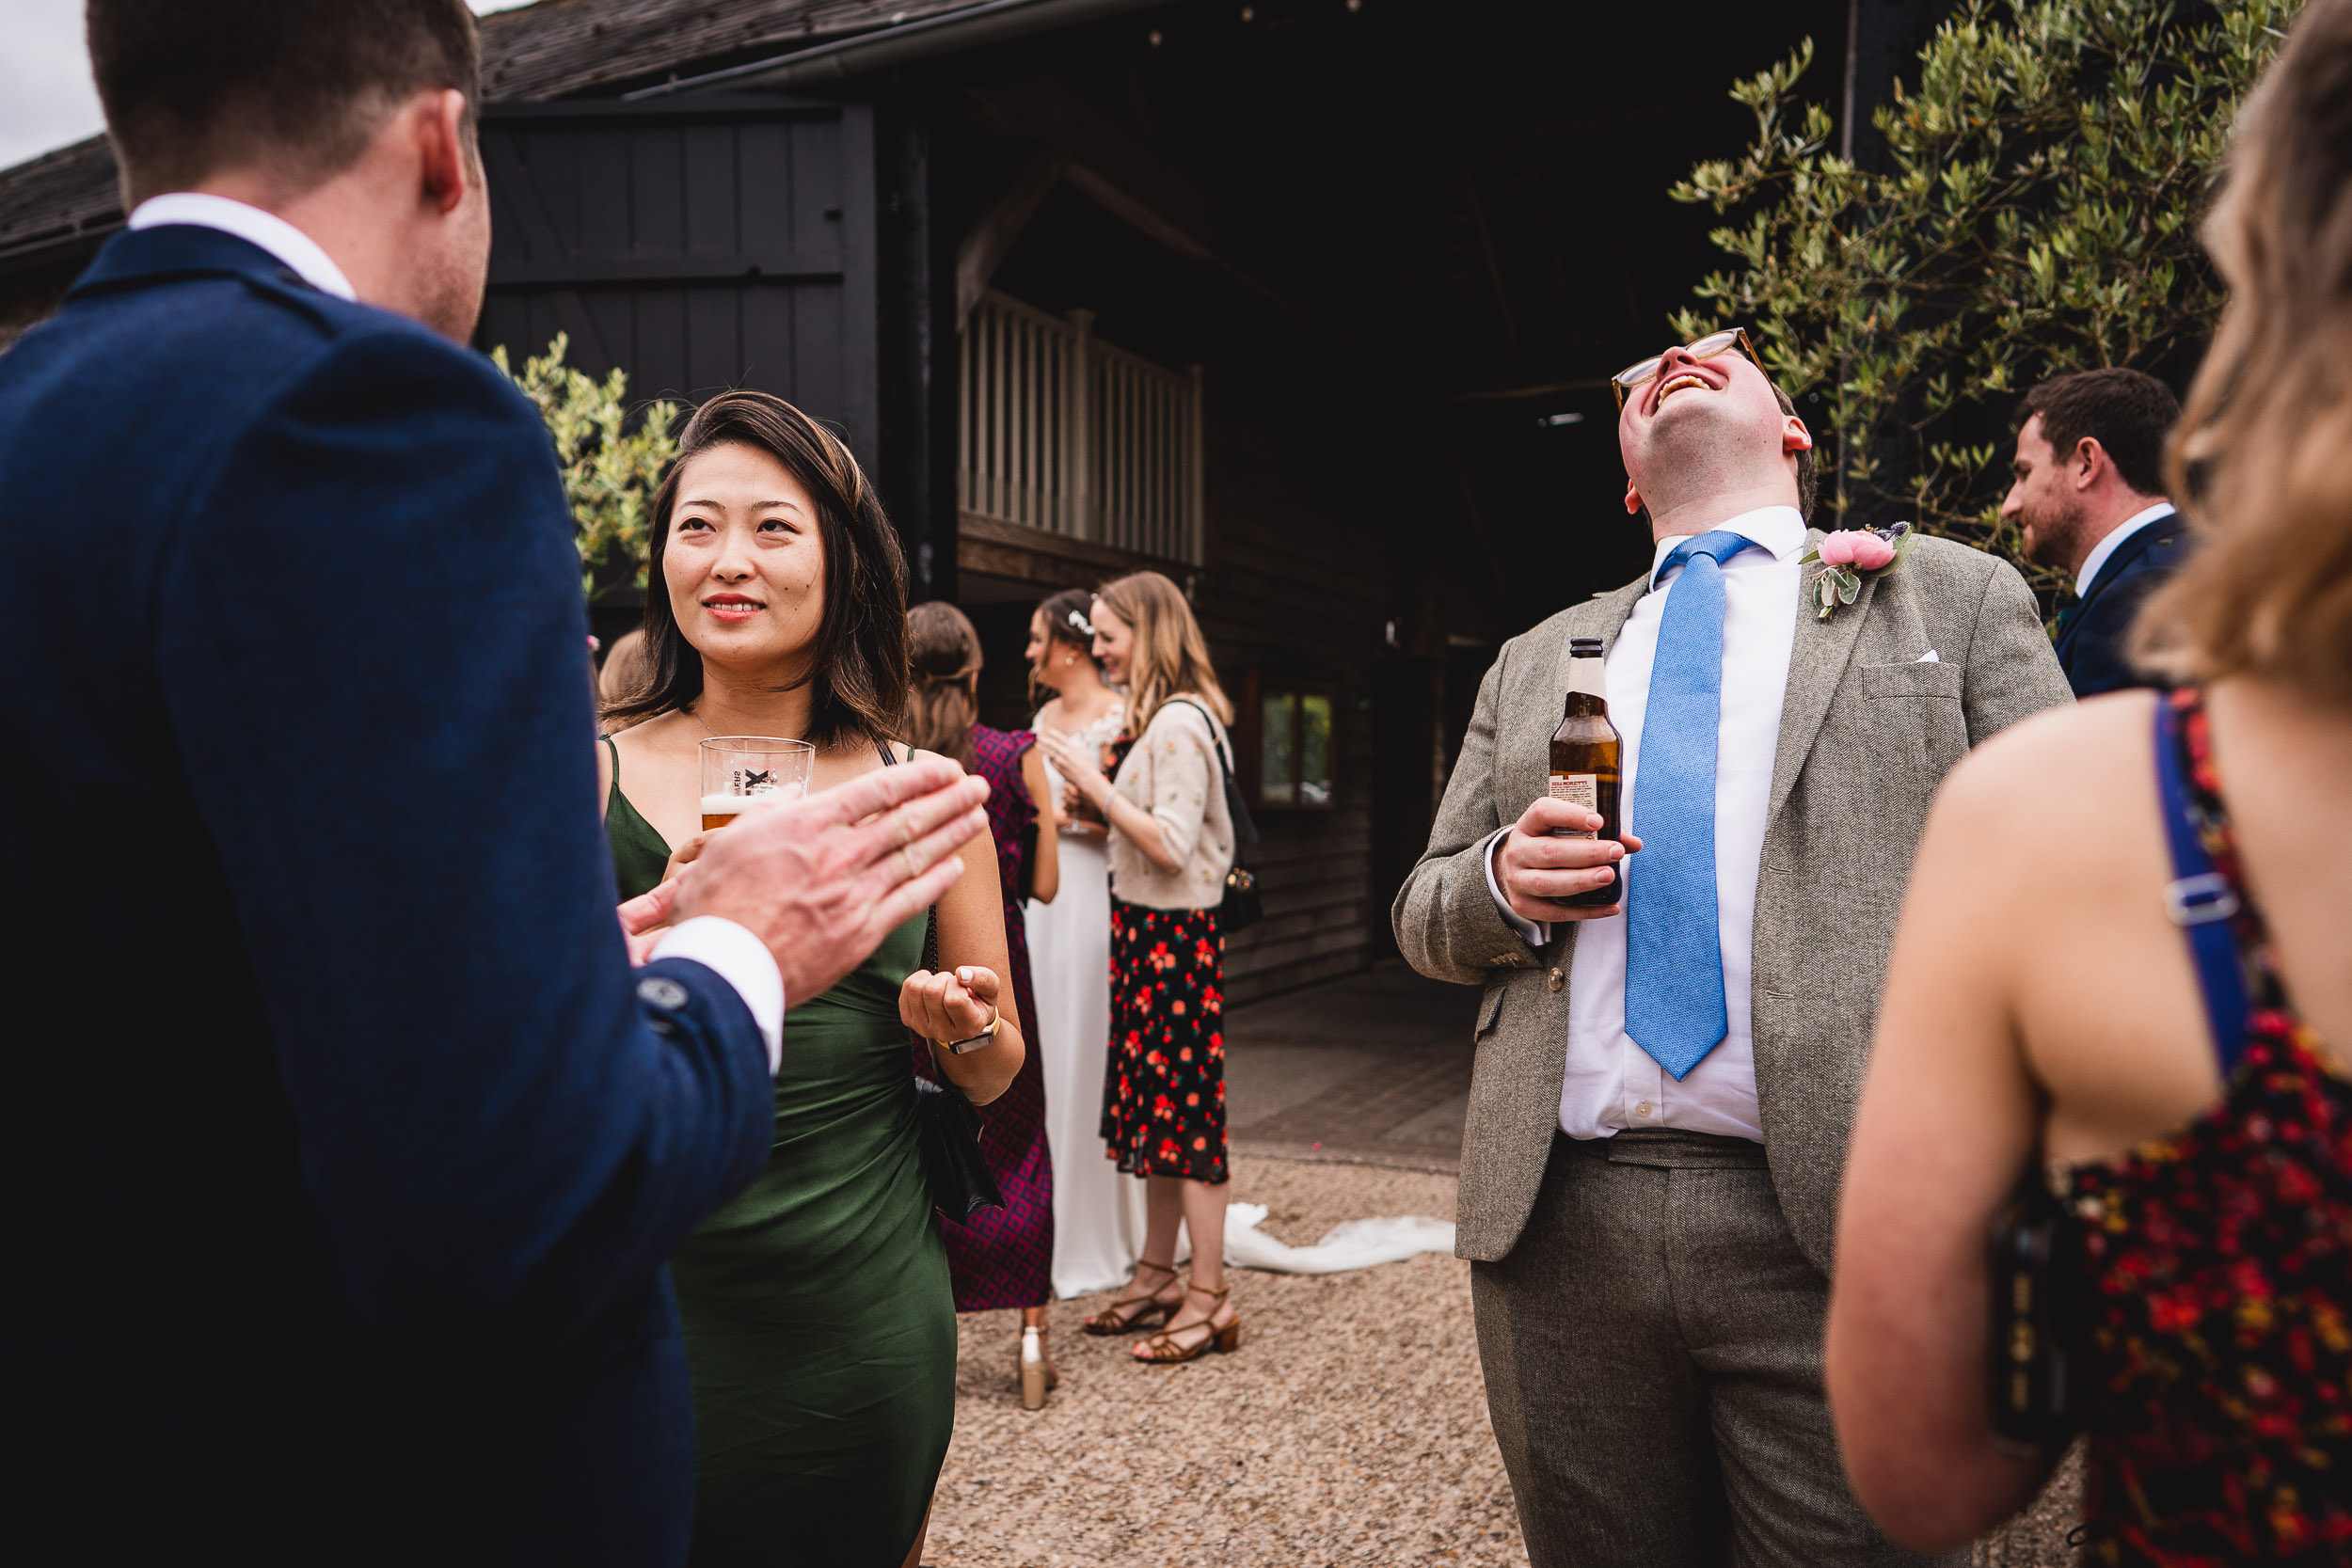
[2136,0,2352,700]
[1093,571,1232,736]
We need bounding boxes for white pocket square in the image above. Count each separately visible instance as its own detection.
[1915,649,1941,663]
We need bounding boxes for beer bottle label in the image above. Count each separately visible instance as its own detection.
[1549,771,1598,837]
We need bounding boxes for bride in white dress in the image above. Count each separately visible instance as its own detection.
[1024,591,1150,1299]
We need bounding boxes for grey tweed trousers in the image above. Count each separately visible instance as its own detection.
[1470,1130,1959,1568]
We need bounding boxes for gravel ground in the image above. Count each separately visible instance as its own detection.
[924,1156,1520,1566]
[921,1154,2084,1568]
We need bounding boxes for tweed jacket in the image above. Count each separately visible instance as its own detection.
[1393,531,2073,1272]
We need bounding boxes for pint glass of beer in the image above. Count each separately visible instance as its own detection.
[699,736,816,830]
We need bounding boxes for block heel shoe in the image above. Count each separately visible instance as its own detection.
[1134,1282,1241,1365]
[1081,1258,1182,1336]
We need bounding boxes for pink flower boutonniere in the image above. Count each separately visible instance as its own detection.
[1801,521,1916,619]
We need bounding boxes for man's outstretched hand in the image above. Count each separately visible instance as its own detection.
[671,756,990,1003]
[1496,800,1642,926]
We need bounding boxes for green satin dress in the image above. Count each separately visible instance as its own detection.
[603,738,953,1567]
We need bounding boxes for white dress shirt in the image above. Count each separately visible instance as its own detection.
[1487,504,1806,1141]
[130,193,787,1069]
[128,193,358,300]
[2074,501,2177,598]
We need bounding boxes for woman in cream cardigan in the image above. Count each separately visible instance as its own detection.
[1035,571,1242,1366]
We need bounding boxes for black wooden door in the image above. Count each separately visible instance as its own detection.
[474,94,879,467]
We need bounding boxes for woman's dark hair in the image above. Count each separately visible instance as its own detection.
[1028,586,1101,707]
[605,390,910,748]
[1036,587,1098,653]
[905,601,981,768]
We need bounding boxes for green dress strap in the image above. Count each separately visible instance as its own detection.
[601,734,674,899]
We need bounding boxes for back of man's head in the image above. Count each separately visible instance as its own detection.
[90,0,480,205]
[2017,368,2179,499]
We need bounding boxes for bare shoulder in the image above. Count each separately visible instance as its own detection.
[606,708,688,761]
[1936,689,2157,834]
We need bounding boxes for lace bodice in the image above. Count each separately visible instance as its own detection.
[1031,699,1125,814]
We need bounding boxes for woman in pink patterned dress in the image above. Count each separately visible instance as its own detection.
[906,602,1062,1402]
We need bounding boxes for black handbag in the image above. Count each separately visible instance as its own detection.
[1985,1161,2081,1452]
[914,1073,1004,1225]
[1171,699,1263,931]
[909,911,1005,1225]
[881,734,1007,1226]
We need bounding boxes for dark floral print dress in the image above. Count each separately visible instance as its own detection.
[927,723,1054,1312]
[1099,734,1229,1184]
[2063,687,2352,1564]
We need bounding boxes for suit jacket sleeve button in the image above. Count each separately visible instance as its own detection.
[1548,968,1565,992]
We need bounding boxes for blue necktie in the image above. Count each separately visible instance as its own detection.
[1625,530,1756,1080]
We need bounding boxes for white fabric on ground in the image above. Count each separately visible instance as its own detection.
[1177,1202,1457,1275]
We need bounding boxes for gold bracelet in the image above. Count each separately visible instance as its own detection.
[937,1008,1001,1055]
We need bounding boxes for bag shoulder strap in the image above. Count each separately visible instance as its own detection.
[1165,697,1260,851]
[1165,697,1236,777]
[2153,692,2249,1076]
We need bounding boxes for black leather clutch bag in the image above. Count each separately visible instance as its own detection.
[1985,1162,2082,1453]
[909,910,1005,1225]
[914,1074,1004,1225]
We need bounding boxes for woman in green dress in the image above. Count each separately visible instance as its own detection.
[596,391,1025,1568]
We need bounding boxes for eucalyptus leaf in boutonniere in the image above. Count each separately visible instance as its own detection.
[1799,521,1917,620]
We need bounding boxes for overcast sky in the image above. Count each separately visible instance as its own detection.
[0,0,535,170]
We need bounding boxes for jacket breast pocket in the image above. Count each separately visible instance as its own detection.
[1860,659,1967,771]
[1861,660,1964,701]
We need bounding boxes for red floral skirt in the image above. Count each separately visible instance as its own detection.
[1101,896,1227,1183]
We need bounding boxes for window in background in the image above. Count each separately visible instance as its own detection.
[1257,687,1333,809]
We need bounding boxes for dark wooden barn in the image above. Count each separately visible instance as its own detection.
[0,0,1958,1005]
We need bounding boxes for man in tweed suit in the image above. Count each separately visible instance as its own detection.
[1393,332,2071,1566]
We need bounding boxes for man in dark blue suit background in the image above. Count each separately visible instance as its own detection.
[0,3,986,1561]
[1999,367,2187,697]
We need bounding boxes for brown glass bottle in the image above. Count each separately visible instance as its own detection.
[1549,636,1623,908]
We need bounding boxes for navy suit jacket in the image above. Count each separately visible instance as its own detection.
[0,227,775,1563]
[2054,511,2191,697]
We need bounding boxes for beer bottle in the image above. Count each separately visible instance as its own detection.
[1549,636,1623,908]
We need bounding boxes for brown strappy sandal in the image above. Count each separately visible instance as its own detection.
[1081,1258,1183,1336]
[1134,1281,1242,1365]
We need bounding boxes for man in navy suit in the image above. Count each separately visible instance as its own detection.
[0,3,987,1562]
[1999,367,2187,697]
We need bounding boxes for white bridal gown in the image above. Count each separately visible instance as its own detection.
[1027,701,1151,1299]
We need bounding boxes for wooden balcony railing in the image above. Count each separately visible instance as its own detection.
[959,289,1203,564]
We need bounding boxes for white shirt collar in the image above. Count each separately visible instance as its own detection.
[2074,500,2177,598]
[126,193,357,302]
[1648,504,1808,588]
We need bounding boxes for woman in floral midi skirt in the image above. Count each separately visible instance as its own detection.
[1034,571,1244,1368]
[1103,899,1226,1183]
